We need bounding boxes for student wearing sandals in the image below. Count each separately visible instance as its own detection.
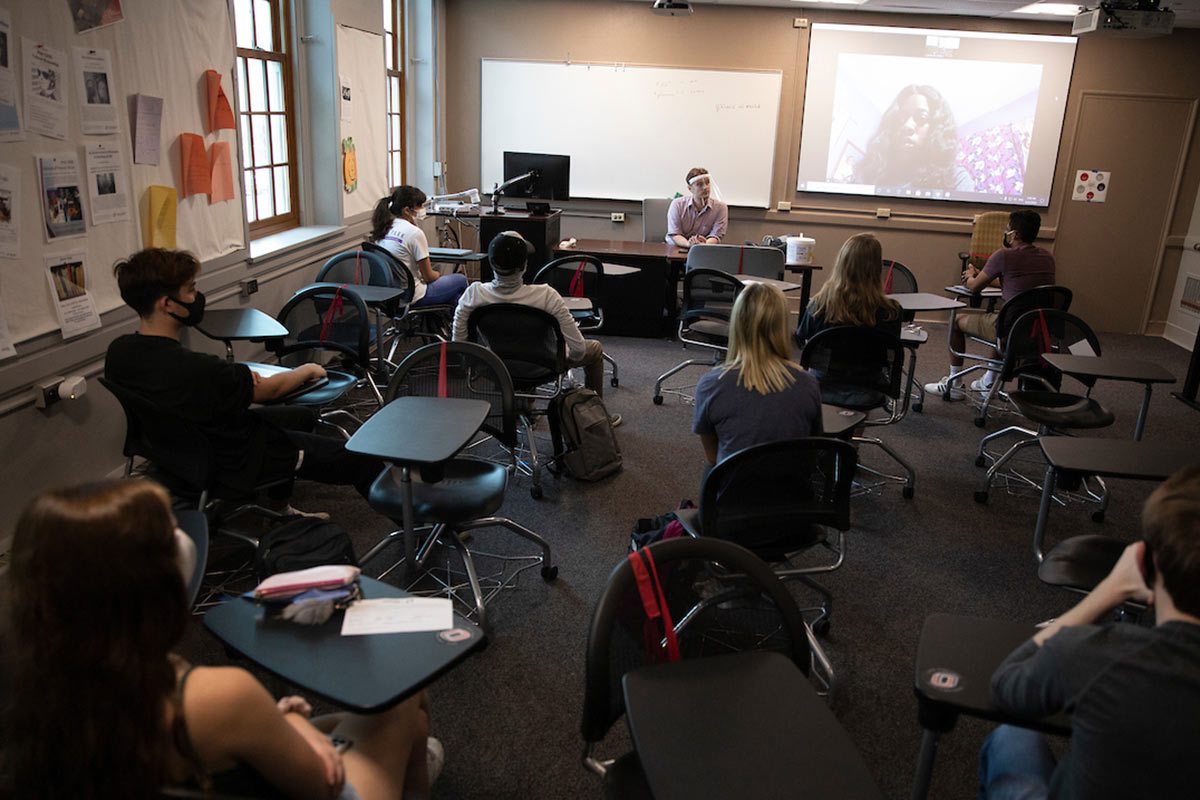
[2,479,442,800]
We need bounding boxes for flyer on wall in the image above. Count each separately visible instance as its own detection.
[0,280,16,360]
[23,39,68,140]
[37,151,87,242]
[44,250,101,339]
[0,8,22,142]
[67,0,125,34]
[85,142,130,225]
[0,162,19,258]
[74,47,118,135]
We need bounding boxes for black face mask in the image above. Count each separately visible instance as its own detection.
[1002,230,1015,249]
[166,290,206,326]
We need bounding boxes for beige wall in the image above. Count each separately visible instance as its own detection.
[441,0,1200,334]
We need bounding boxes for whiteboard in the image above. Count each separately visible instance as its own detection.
[480,60,783,208]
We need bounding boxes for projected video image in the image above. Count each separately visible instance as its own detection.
[797,24,1076,206]
[826,56,1041,197]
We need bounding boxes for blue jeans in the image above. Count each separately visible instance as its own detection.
[978,725,1057,800]
[414,272,468,307]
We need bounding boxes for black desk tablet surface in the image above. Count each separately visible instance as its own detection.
[197,308,288,341]
[823,403,866,436]
[623,651,883,800]
[1040,437,1196,481]
[346,396,490,465]
[241,362,331,403]
[1041,354,1174,385]
[308,282,404,305]
[888,292,966,312]
[204,577,484,713]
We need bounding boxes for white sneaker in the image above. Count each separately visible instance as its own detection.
[923,376,966,401]
[970,376,996,393]
[426,736,445,784]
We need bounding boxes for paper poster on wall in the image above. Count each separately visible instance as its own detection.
[0,162,19,258]
[74,47,118,134]
[133,93,163,165]
[204,69,235,133]
[144,185,176,248]
[23,39,68,140]
[1072,169,1109,203]
[340,74,352,122]
[85,142,129,225]
[209,141,234,203]
[342,137,356,193]
[179,133,211,197]
[44,250,101,339]
[37,151,87,242]
[67,0,124,34]
[0,9,22,143]
[0,291,16,360]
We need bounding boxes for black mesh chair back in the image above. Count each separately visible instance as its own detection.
[686,244,784,280]
[99,377,216,495]
[384,341,518,448]
[881,260,918,294]
[995,285,1072,343]
[467,304,565,390]
[268,284,374,371]
[700,438,855,560]
[582,537,812,747]
[316,248,394,288]
[1001,309,1103,391]
[532,254,605,302]
[800,326,905,410]
[361,240,419,303]
[681,268,743,343]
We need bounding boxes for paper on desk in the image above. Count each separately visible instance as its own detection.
[1068,339,1097,357]
[204,69,236,133]
[341,598,454,635]
[209,141,235,203]
[179,133,211,197]
[145,185,176,248]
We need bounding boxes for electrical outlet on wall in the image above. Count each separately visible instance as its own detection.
[777,201,792,212]
[793,18,809,29]
[611,212,625,223]
[876,207,891,219]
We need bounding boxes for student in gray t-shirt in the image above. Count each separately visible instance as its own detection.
[980,464,1200,800]
[693,282,822,467]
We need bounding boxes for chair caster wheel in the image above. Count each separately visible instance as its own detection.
[902,486,914,499]
[974,490,988,504]
[610,377,619,387]
[541,565,559,581]
[530,486,543,500]
[1091,510,1105,523]
[974,417,986,428]
[652,395,664,405]
[811,618,830,637]
[913,402,923,413]
[975,454,987,468]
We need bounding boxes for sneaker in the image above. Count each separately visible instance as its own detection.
[426,736,445,784]
[279,506,331,521]
[609,413,623,428]
[970,375,996,393]
[922,376,966,401]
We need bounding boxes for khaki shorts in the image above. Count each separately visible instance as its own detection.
[958,309,998,340]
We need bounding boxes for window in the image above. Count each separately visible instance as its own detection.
[384,0,406,187]
[233,0,299,237]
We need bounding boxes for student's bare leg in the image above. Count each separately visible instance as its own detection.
[326,690,432,800]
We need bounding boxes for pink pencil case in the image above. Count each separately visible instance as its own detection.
[253,565,361,601]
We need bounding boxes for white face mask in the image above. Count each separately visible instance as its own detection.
[414,208,428,222]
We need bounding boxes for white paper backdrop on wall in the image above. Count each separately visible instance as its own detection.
[336,24,386,221]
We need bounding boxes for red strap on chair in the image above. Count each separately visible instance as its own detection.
[1031,309,1053,357]
[568,259,587,298]
[737,246,744,275]
[884,262,895,294]
[627,549,680,664]
[437,341,449,399]
[317,285,346,345]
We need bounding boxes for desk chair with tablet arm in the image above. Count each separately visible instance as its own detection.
[685,243,785,280]
[532,254,619,387]
[359,241,456,352]
[653,268,743,405]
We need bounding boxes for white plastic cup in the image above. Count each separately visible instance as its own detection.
[786,235,815,265]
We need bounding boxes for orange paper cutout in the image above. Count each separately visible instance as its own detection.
[145,185,177,249]
[179,133,211,198]
[205,70,236,133]
[209,142,235,203]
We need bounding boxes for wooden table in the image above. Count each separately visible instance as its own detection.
[1041,353,1175,441]
[552,239,687,337]
[196,308,287,361]
[205,577,484,713]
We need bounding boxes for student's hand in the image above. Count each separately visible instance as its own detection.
[1099,541,1154,606]
[276,695,312,717]
[688,234,705,245]
[286,716,345,797]
[962,266,978,283]
[300,363,327,381]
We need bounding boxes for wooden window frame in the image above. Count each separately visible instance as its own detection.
[384,0,406,188]
[235,0,300,238]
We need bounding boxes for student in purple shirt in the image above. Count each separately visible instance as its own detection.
[666,167,729,247]
[925,209,1057,400]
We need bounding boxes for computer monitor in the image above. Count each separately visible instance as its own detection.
[502,152,570,201]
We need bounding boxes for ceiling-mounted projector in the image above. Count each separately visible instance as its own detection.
[652,0,693,16]
[1073,3,1175,36]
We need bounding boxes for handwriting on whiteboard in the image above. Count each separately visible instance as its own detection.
[716,103,762,113]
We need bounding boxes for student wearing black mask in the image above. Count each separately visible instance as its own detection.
[105,248,383,515]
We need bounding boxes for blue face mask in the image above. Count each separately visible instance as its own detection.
[166,290,206,326]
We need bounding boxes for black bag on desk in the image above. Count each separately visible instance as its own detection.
[254,517,358,580]
[553,388,622,481]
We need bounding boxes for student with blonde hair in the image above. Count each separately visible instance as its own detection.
[794,232,901,351]
[693,282,823,467]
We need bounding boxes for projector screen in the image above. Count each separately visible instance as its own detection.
[796,24,1077,206]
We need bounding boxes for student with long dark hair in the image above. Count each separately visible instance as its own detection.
[2,479,440,799]
[370,185,468,309]
[853,84,973,193]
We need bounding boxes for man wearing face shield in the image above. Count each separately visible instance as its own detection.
[666,167,728,248]
[924,210,1056,400]
[105,248,383,514]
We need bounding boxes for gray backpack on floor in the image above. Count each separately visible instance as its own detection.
[554,388,622,481]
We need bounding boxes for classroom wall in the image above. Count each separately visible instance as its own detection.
[440,0,1200,334]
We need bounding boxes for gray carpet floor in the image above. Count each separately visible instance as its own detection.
[179,322,1200,799]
